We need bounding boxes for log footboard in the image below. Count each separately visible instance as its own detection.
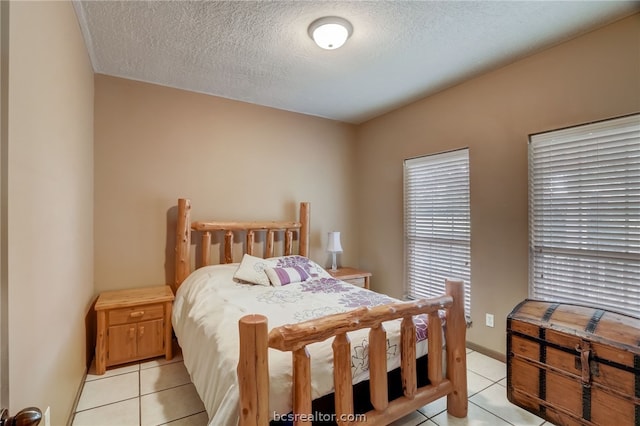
[237,280,468,425]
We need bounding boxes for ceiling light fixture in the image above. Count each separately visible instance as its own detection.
[308,16,353,50]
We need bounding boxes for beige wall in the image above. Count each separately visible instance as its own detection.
[94,75,357,293]
[8,1,94,424]
[356,14,640,354]
[4,7,637,422]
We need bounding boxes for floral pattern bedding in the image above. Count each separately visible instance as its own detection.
[172,256,439,426]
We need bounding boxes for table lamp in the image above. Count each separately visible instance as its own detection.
[326,231,343,271]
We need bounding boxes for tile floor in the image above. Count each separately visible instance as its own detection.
[71,348,553,426]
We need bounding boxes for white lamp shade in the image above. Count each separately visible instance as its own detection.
[326,231,343,253]
[308,17,353,50]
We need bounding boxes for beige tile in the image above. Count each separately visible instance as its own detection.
[141,352,184,370]
[141,361,191,395]
[418,396,446,418]
[388,410,427,426]
[72,398,139,426]
[422,421,438,426]
[430,401,512,425]
[76,371,139,411]
[85,359,139,382]
[161,411,208,426]
[141,383,205,426]
[497,378,507,387]
[466,348,473,354]
[467,370,494,396]
[469,383,545,426]
[466,351,506,382]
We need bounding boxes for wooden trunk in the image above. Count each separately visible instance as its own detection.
[507,300,640,426]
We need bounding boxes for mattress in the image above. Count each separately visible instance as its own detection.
[172,257,436,426]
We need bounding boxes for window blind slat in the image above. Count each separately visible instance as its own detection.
[529,114,640,318]
[405,149,471,317]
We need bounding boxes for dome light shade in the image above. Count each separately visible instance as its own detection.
[308,17,353,50]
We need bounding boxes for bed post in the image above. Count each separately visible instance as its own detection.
[175,198,192,291]
[299,202,310,257]
[445,279,468,417]
[238,314,270,426]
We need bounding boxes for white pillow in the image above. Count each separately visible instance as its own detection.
[233,254,276,286]
[265,266,311,286]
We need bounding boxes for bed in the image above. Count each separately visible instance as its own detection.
[172,198,468,426]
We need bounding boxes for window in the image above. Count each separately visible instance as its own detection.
[404,149,471,316]
[529,114,640,317]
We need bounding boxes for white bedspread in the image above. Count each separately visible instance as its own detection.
[172,261,433,426]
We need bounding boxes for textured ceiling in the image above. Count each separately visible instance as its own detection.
[73,1,640,124]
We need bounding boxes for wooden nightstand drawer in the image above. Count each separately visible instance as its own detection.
[327,267,372,290]
[108,304,164,325]
[343,277,366,288]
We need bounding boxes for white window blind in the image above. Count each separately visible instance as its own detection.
[404,149,471,316]
[529,114,640,318]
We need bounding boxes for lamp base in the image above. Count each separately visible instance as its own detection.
[330,252,338,271]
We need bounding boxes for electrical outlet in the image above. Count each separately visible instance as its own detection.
[485,313,494,328]
[43,406,50,426]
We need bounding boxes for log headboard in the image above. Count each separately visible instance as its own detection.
[174,198,310,290]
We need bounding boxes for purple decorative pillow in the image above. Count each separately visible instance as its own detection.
[265,266,310,286]
[268,255,332,278]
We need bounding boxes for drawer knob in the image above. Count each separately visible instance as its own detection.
[130,311,145,318]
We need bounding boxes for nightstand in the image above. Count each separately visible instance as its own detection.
[94,285,174,375]
[328,267,372,289]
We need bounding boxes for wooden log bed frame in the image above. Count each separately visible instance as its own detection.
[174,198,468,426]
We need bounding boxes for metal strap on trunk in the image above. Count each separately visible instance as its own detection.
[635,354,640,399]
[633,352,640,425]
[585,309,605,334]
[538,326,547,416]
[580,309,605,421]
[576,341,593,421]
[537,303,559,416]
[541,303,560,322]
[582,386,592,422]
